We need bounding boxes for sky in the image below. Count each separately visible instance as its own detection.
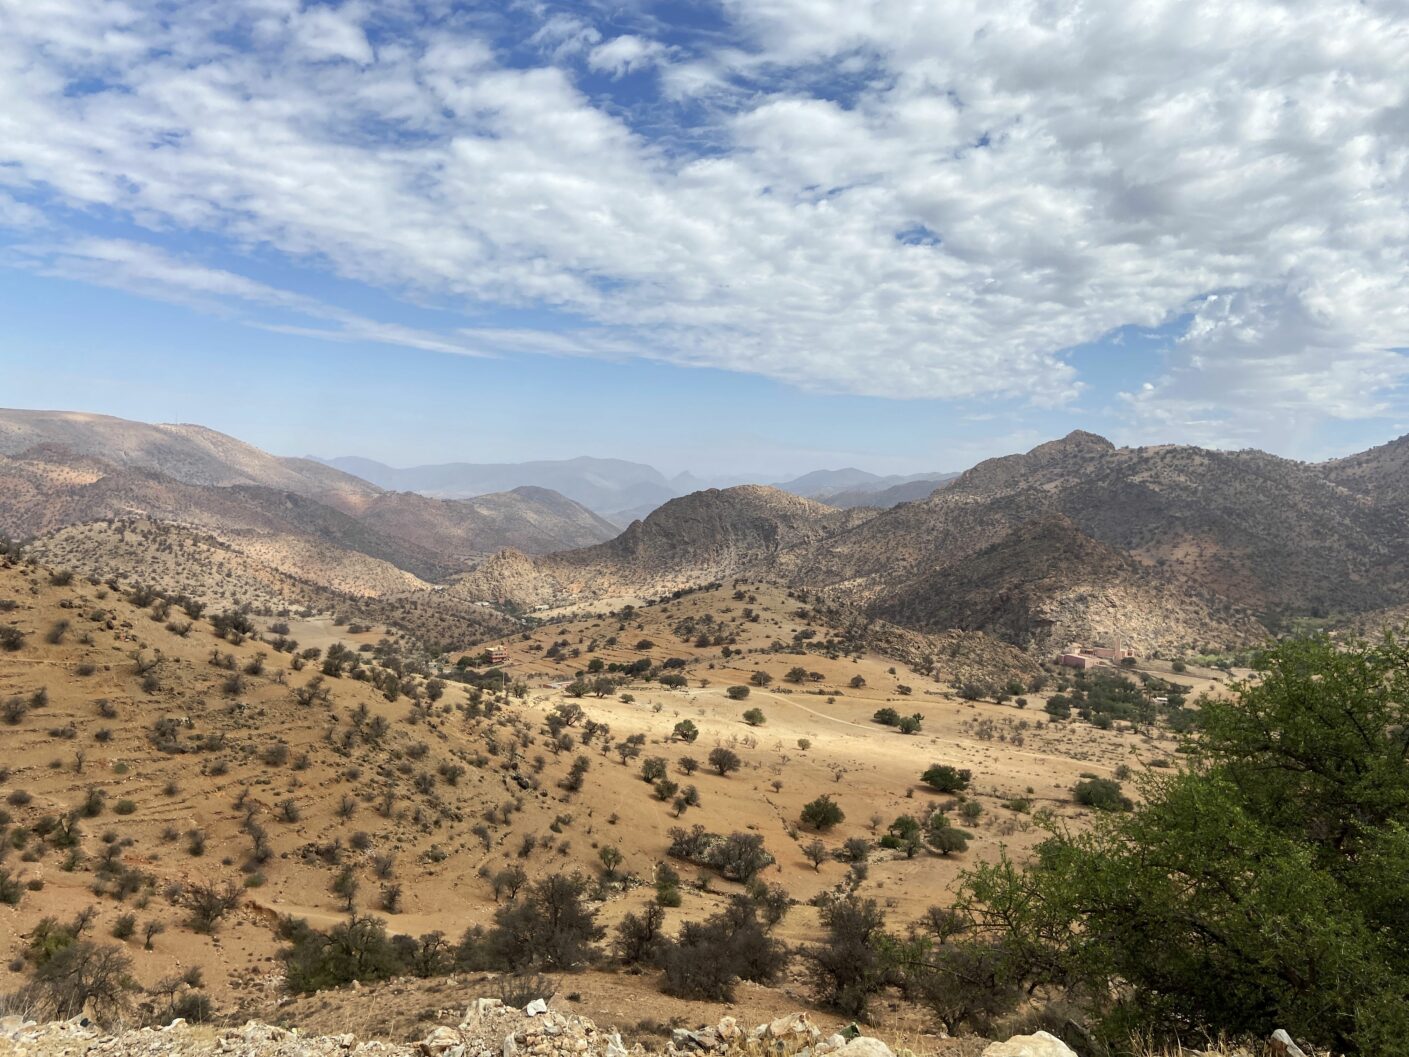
[0,0,1407,478]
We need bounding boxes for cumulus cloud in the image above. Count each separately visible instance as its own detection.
[0,0,1406,444]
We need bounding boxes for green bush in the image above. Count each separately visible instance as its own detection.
[800,794,845,831]
[920,764,971,794]
[1072,778,1132,812]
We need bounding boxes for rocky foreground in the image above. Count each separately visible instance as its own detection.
[0,1001,1084,1057]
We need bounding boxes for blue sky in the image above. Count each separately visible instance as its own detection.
[1,0,1406,476]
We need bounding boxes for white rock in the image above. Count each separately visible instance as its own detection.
[421,1027,463,1056]
[524,1000,549,1018]
[768,1014,818,1039]
[980,1032,1078,1057]
[834,1038,895,1057]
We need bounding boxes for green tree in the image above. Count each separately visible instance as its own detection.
[708,747,742,776]
[952,633,1409,1055]
[925,812,971,856]
[801,794,845,831]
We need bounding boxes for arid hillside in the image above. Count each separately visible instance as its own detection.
[455,487,875,609]
[0,410,618,563]
[0,409,376,503]
[0,550,1211,1035]
[0,412,619,643]
[868,514,1266,655]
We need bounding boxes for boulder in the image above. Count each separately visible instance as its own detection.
[1270,1030,1308,1057]
[834,1038,895,1057]
[420,1026,463,1056]
[980,1032,1078,1057]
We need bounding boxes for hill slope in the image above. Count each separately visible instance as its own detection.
[869,514,1266,654]
[0,409,375,502]
[454,485,875,607]
[784,431,1409,625]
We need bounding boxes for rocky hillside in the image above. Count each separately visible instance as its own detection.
[454,430,1409,656]
[0,413,618,639]
[455,487,874,608]
[0,1006,1051,1057]
[869,515,1266,655]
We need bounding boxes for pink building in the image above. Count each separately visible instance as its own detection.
[1059,653,1099,669]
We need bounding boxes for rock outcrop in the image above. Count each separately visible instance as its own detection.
[0,1005,898,1057]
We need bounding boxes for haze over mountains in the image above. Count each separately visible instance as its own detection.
[317,453,958,524]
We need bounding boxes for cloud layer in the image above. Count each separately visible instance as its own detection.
[1,0,1407,440]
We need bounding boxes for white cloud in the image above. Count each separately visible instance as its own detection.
[293,4,374,65]
[587,35,668,78]
[0,0,1406,444]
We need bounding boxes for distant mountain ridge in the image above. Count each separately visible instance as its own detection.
[317,453,956,521]
[315,454,681,517]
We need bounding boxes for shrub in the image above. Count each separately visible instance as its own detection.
[800,895,892,1020]
[614,903,666,966]
[925,812,971,855]
[920,764,972,794]
[725,685,750,701]
[741,707,766,726]
[659,899,787,1001]
[282,914,404,993]
[667,826,772,883]
[800,794,845,831]
[481,873,603,971]
[0,868,23,906]
[1072,778,1133,813]
[493,972,557,1007]
[179,880,241,933]
[19,939,137,1026]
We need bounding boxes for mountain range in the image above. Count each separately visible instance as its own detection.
[4,408,1407,660]
[315,453,957,524]
[457,429,1409,656]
